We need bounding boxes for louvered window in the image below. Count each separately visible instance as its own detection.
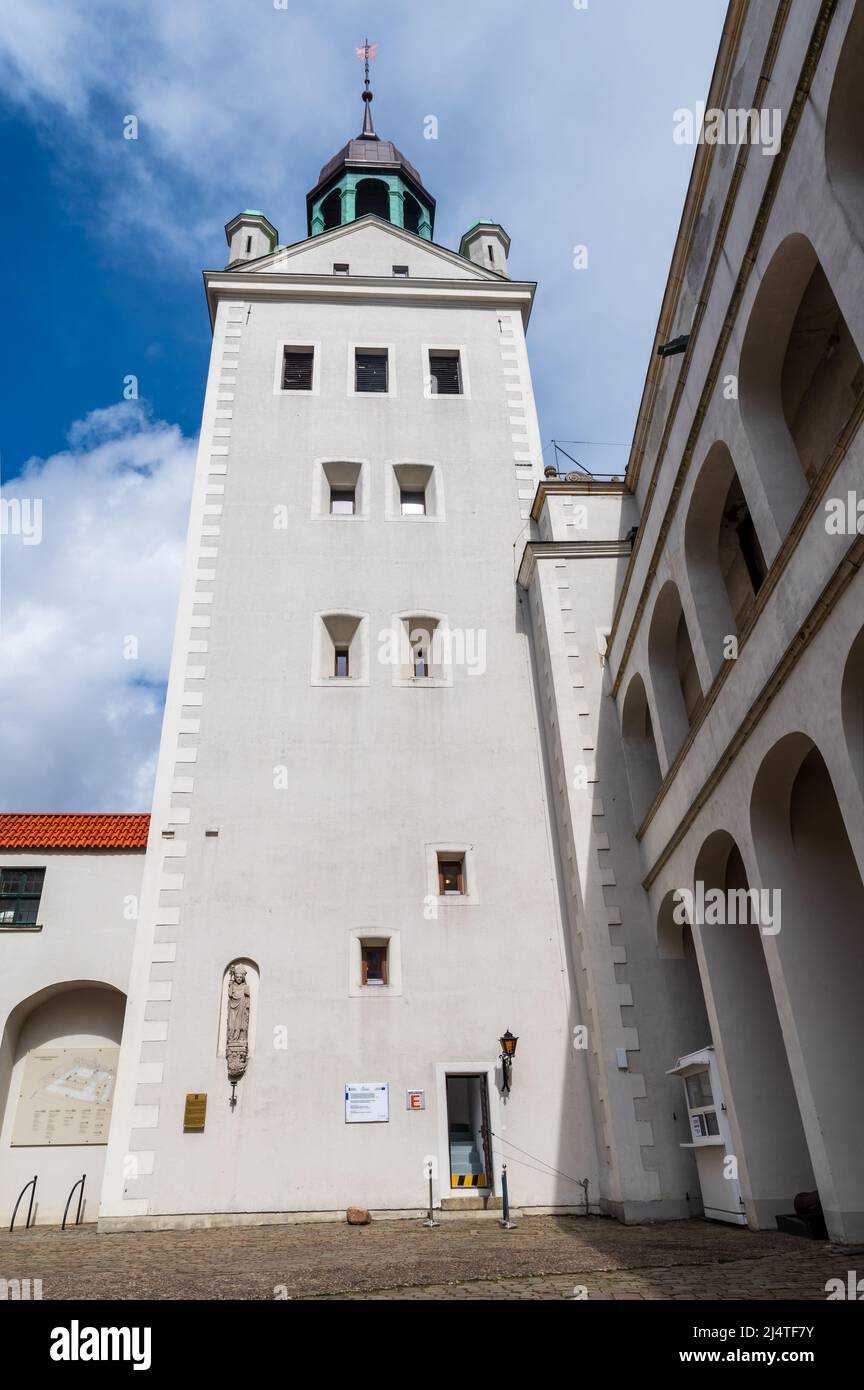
[429,352,462,395]
[282,347,314,391]
[355,350,389,393]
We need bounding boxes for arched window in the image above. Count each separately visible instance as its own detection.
[355,178,390,222]
[403,192,422,235]
[321,188,342,230]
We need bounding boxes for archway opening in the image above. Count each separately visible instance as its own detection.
[690,831,815,1229]
[648,581,703,764]
[321,188,342,230]
[403,192,421,235]
[740,235,863,538]
[826,0,864,244]
[355,178,390,222]
[841,623,864,803]
[685,443,768,675]
[621,672,662,824]
[751,735,864,1241]
[0,983,126,1227]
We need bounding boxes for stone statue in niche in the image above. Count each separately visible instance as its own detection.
[226,964,250,1082]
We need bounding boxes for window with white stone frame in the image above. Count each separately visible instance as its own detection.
[312,612,370,686]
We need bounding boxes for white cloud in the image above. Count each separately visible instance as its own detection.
[0,401,195,810]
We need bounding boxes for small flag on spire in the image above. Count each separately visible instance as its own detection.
[355,42,379,60]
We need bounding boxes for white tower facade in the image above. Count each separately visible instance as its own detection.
[99,98,599,1227]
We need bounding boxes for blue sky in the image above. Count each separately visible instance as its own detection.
[0,0,727,810]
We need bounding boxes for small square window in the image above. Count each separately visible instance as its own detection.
[0,867,45,926]
[334,647,350,678]
[392,265,409,278]
[438,856,465,896]
[429,352,462,396]
[361,942,388,986]
[400,488,426,517]
[355,350,389,393]
[333,263,350,276]
[282,347,314,391]
[330,487,356,515]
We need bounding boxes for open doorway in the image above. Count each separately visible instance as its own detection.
[445,1074,492,1190]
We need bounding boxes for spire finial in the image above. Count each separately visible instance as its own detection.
[355,38,379,139]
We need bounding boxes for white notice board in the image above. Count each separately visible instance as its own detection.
[12,1046,119,1146]
[345,1082,389,1123]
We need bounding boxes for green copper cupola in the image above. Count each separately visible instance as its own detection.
[306,53,435,240]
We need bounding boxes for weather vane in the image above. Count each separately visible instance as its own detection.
[355,38,380,91]
[355,39,380,137]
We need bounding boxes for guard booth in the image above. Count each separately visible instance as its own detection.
[667,1046,746,1226]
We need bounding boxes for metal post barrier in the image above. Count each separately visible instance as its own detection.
[499,1163,516,1229]
[423,1160,439,1228]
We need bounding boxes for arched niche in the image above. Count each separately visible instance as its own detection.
[216,958,260,1059]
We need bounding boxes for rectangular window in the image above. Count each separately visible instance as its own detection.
[0,867,46,926]
[333,262,350,275]
[282,347,314,391]
[429,352,462,395]
[361,942,388,986]
[400,488,426,517]
[392,265,409,278]
[438,856,464,896]
[334,647,350,678]
[355,350,389,393]
[330,487,356,515]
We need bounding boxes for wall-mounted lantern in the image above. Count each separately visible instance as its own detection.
[499,1030,519,1092]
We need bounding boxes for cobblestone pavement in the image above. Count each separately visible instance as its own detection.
[0,1215,855,1300]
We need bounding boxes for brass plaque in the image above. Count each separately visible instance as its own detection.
[183,1093,207,1132]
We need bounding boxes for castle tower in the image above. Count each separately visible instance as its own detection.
[99,70,597,1227]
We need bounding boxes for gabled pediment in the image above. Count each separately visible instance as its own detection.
[238,217,506,282]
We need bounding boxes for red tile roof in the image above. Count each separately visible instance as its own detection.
[0,814,150,851]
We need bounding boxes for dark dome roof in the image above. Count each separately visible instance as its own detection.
[308,135,432,209]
